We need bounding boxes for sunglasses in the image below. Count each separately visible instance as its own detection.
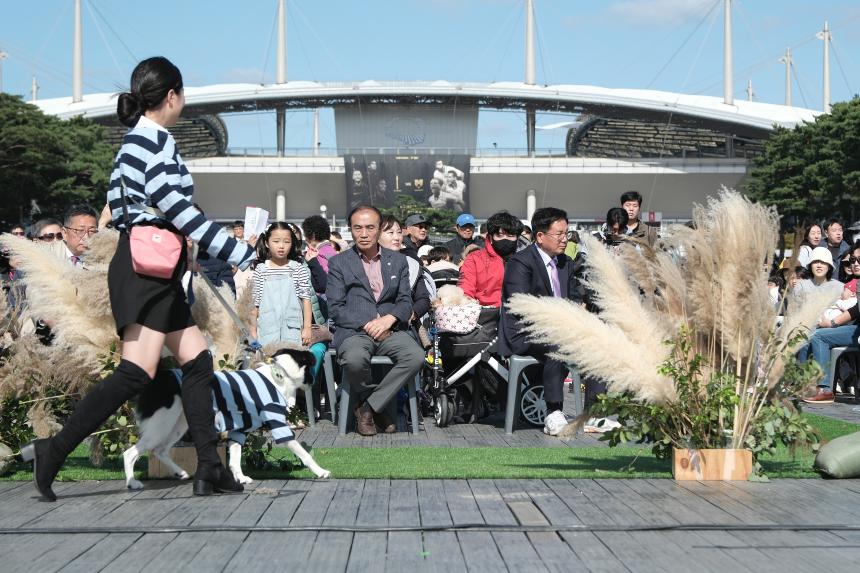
[848,256,860,265]
[38,232,64,242]
[11,231,25,237]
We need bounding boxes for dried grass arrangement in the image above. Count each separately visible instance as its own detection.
[0,231,247,455]
[508,189,827,468]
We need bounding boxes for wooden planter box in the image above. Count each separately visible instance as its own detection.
[672,448,752,481]
[148,445,226,479]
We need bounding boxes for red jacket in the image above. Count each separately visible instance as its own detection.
[459,241,505,307]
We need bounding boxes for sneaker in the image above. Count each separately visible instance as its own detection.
[584,417,622,433]
[802,388,835,404]
[543,410,568,436]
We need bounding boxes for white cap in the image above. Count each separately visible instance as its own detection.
[417,244,433,258]
[808,246,834,269]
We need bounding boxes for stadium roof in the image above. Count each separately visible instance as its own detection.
[35,81,819,138]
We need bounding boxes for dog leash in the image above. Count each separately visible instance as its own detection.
[193,258,261,366]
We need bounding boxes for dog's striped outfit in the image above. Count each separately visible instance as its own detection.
[171,368,296,446]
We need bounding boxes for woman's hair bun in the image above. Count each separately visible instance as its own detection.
[117,91,143,127]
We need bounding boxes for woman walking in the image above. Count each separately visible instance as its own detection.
[21,57,257,500]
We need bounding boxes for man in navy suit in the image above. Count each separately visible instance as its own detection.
[499,207,583,436]
[326,206,424,435]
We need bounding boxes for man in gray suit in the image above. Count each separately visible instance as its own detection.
[326,206,425,435]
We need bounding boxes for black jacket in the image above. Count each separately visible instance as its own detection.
[498,244,583,357]
[445,234,485,264]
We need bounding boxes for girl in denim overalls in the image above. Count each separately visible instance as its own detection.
[249,223,310,345]
[249,223,328,415]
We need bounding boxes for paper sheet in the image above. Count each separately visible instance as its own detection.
[243,206,269,238]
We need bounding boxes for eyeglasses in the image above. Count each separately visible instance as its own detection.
[10,231,25,237]
[64,226,98,238]
[540,231,569,241]
[38,232,64,242]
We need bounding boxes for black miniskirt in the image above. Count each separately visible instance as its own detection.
[108,228,195,337]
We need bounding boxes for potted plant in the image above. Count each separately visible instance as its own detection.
[509,189,831,480]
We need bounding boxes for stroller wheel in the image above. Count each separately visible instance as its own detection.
[434,394,456,427]
[520,383,547,427]
[434,394,449,427]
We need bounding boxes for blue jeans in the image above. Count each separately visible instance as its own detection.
[796,325,860,389]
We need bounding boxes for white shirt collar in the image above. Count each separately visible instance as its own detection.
[135,115,168,132]
[535,244,556,267]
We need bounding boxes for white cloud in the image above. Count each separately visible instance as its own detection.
[608,0,715,28]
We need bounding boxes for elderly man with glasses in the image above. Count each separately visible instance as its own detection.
[499,207,585,436]
[60,204,99,267]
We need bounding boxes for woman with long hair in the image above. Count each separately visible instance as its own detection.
[20,57,257,501]
[797,223,823,268]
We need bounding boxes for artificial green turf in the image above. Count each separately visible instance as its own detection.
[2,412,857,482]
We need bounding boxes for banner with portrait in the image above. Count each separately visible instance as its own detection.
[344,154,470,213]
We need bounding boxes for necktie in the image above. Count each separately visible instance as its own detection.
[70,255,80,266]
[548,258,561,297]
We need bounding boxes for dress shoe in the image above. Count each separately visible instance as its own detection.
[373,412,396,434]
[803,388,835,404]
[193,464,244,496]
[355,402,378,436]
[19,439,61,502]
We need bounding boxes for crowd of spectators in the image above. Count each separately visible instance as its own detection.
[5,189,857,437]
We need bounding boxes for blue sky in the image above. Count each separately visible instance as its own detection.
[2,0,858,150]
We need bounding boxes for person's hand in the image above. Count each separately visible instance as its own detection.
[364,315,396,340]
[301,325,312,346]
[247,234,259,248]
[98,203,112,230]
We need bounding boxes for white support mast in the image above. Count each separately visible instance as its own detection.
[0,50,7,94]
[31,75,39,101]
[276,0,287,84]
[73,0,82,102]
[276,0,287,156]
[746,79,753,102]
[525,0,536,156]
[723,0,733,105]
[313,108,320,156]
[778,48,792,106]
[817,21,831,113]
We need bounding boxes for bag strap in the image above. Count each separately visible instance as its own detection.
[118,174,167,227]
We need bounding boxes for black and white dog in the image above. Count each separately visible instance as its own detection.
[123,348,330,490]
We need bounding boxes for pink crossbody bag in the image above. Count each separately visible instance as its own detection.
[119,176,183,279]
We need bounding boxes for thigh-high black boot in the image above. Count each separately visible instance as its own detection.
[180,349,243,495]
[20,359,151,502]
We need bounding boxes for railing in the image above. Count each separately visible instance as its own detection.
[225,147,567,158]
[223,146,756,159]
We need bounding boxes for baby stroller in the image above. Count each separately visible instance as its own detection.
[423,304,546,427]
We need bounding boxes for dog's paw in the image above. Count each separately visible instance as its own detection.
[127,479,144,490]
[175,470,190,481]
[231,469,253,484]
[315,469,331,479]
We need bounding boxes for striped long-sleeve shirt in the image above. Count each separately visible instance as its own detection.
[107,117,255,270]
[204,368,296,446]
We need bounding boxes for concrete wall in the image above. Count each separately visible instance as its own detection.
[186,156,748,223]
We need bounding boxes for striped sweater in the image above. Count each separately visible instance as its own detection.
[207,368,296,446]
[107,118,255,270]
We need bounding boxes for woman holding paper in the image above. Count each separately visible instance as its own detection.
[20,56,257,502]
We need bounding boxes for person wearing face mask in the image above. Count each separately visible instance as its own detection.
[458,211,523,307]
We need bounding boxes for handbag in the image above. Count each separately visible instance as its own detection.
[129,225,183,279]
[309,324,333,345]
[119,176,183,279]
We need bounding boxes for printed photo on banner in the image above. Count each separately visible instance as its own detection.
[345,154,470,212]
